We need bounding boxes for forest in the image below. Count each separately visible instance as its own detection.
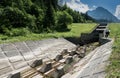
[0,0,94,36]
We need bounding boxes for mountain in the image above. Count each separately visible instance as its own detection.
[87,7,120,23]
[115,5,120,20]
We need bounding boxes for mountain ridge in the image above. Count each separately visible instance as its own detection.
[87,7,120,22]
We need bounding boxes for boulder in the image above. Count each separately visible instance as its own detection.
[78,53,85,58]
[69,51,76,56]
[73,54,78,59]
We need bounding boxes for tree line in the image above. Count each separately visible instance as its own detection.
[0,0,94,36]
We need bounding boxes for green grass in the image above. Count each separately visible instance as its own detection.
[0,23,96,44]
[106,23,120,78]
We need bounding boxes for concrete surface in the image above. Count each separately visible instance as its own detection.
[0,38,76,78]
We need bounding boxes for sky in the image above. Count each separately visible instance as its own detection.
[61,0,120,19]
[81,0,120,14]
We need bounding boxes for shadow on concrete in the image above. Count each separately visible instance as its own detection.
[99,38,111,45]
[64,37,80,45]
[64,36,112,46]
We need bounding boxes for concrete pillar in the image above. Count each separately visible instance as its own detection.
[65,56,73,64]
[7,72,21,78]
[39,62,52,73]
[52,66,65,78]
[31,59,43,68]
[54,54,63,61]
[61,49,68,55]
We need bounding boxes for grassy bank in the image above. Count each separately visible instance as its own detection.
[0,23,96,44]
[106,23,120,78]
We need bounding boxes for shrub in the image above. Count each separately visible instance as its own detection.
[56,11,73,31]
[0,6,38,34]
[5,28,31,37]
[2,7,28,27]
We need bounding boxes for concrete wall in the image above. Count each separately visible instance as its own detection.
[79,23,109,45]
[80,33,99,45]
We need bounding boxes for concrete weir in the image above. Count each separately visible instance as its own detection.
[0,38,76,78]
[0,23,113,78]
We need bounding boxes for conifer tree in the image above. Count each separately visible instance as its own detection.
[43,0,55,32]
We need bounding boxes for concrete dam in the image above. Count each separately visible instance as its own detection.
[0,23,112,78]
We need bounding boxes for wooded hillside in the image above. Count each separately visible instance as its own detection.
[0,0,94,36]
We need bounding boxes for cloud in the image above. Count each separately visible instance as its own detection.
[66,0,89,13]
[89,5,97,11]
[115,5,120,19]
